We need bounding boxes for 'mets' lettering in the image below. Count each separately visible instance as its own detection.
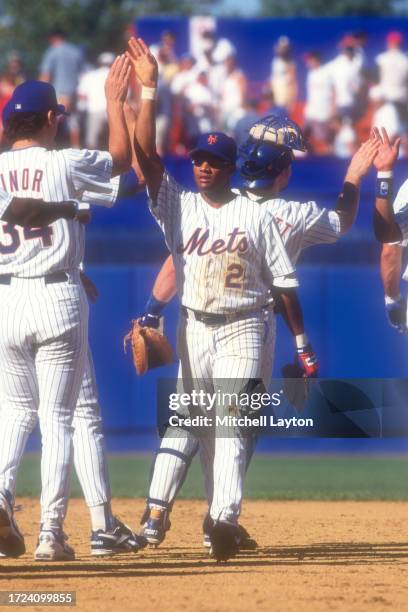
[0,168,44,193]
[177,227,248,256]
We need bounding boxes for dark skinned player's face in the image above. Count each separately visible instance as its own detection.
[191,152,234,193]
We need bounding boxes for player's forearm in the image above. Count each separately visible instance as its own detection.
[273,287,304,336]
[374,197,402,242]
[152,255,177,303]
[134,97,164,200]
[381,244,402,298]
[107,101,132,177]
[335,181,359,234]
[2,198,77,227]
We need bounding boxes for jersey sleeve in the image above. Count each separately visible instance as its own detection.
[393,180,408,241]
[66,149,117,206]
[148,171,185,247]
[261,210,299,288]
[0,190,13,219]
[300,201,341,248]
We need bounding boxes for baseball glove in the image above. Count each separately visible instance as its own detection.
[123,319,173,375]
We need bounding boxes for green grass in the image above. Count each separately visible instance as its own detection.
[15,454,408,501]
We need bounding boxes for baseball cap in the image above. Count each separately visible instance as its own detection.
[2,80,67,125]
[190,132,237,165]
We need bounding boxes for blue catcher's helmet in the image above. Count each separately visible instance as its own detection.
[237,114,306,188]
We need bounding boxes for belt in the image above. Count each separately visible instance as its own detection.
[181,305,262,326]
[0,272,69,285]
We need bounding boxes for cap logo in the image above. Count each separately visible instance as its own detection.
[207,134,218,145]
[15,104,22,110]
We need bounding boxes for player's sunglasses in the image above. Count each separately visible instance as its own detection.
[191,153,231,169]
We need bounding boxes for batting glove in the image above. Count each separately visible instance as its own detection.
[385,295,408,333]
[297,344,319,378]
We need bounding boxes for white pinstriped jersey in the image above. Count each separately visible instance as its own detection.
[0,147,119,277]
[391,179,408,281]
[149,172,298,314]
[235,190,342,264]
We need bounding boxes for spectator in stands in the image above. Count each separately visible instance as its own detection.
[195,29,236,110]
[370,85,405,147]
[77,52,114,149]
[151,30,179,83]
[0,52,25,145]
[219,53,247,132]
[183,70,216,143]
[156,77,173,155]
[170,54,197,96]
[303,51,335,154]
[327,35,363,123]
[233,99,259,146]
[270,36,298,113]
[39,28,85,147]
[375,31,408,130]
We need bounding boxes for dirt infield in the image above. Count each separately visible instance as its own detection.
[2,499,408,612]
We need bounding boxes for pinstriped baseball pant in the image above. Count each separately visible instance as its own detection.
[0,275,88,529]
[149,311,276,523]
[0,346,111,510]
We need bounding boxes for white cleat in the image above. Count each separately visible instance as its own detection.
[34,530,75,562]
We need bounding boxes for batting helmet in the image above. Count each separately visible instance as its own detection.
[237,115,306,188]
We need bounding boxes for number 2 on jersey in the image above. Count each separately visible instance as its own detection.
[225,263,244,289]
[0,223,53,254]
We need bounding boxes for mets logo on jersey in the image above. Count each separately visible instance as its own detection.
[207,134,218,145]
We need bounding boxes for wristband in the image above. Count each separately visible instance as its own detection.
[141,85,157,100]
[376,172,393,199]
[385,294,402,306]
[295,333,308,350]
[145,293,167,316]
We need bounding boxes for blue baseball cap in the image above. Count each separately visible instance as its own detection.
[2,80,67,125]
[190,132,237,166]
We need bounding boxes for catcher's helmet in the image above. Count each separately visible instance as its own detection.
[237,114,306,188]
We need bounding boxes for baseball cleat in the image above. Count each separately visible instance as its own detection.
[208,520,240,562]
[34,529,75,562]
[203,514,257,551]
[141,508,170,546]
[0,491,25,558]
[91,518,147,556]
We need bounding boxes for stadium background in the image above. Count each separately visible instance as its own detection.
[23,16,408,456]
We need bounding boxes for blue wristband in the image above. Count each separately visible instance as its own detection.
[145,294,167,316]
[376,174,393,199]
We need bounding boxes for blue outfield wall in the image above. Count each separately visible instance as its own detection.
[85,263,408,437]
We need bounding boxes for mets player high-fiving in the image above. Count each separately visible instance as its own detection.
[371,126,408,331]
[0,55,132,562]
[127,37,299,561]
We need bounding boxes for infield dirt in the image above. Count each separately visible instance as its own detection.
[1,499,408,612]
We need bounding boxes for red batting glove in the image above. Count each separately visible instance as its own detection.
[296,344,319,378]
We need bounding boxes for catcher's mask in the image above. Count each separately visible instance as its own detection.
[237,114,306,189]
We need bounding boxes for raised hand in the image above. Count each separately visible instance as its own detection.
[104,54,131,104]
[372,126,401,172]
[126,37,158,87]
[345,136,381,184]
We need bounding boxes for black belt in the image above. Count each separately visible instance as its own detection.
[181,305,262,326]
[0,272,69,285]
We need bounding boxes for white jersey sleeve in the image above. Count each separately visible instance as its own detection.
[260,209,298,288]
[0,189,13,219]
[393,179,408,241]
[300,201,341,248]
[65,149,117,207]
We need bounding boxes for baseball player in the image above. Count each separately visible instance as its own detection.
[371,127,408,331]
[0,55,133,562]
[135,115,380,551]
[127,37,303,561]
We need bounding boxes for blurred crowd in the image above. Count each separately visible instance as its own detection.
[1,27,408,157]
